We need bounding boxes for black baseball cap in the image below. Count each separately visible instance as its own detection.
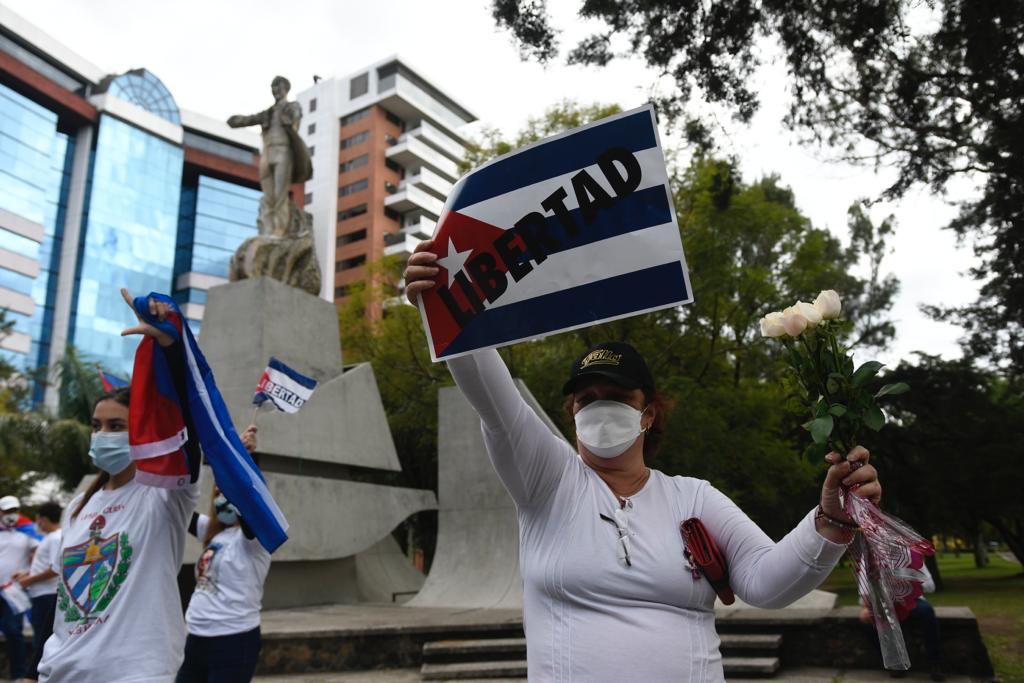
[562,341,656,395]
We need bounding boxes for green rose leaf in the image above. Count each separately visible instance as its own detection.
[814,398,829,417]
[803,440,831,463]
[863,405,885,431]
[829,403,848,417]
[875,382,910,398]
[808,415,835,444]
[852,361,885,387]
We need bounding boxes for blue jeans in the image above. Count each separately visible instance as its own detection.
[27,593,57,680]
[0,597,27,679]
[176,626,262,683]
[907,597,942,664]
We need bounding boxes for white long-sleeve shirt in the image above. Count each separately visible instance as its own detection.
[448,350,848,682]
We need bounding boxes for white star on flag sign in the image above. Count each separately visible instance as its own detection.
[435,237,474,288]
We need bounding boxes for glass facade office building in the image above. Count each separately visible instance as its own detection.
[70,114,184,373]
[174,174,260,335]
[0,11,262,402]
[0,82,72,370]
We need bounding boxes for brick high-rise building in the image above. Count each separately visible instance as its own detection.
[295,57,475,304]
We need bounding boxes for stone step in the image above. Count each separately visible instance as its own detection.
[723,656,781,678]
[720,633,783,653]
[423,637,527,661]
[421,660,529,680]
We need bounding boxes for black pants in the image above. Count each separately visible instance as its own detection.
[26,593,57,680]
[0,597,26,679]
[176,626,262,683]
[906,597,943,665]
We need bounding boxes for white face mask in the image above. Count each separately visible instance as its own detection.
[574,400,648,459]
[1,512,18,528]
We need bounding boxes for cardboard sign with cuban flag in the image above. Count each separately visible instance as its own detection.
[418,105,692,361]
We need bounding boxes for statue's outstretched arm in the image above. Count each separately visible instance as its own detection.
[227,110,266,128]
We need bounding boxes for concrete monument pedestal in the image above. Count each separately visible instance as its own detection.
[191,277,435,608]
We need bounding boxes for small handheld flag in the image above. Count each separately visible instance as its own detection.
[12,514,42,541]
[98,368,129,392]
[253,358,318,414]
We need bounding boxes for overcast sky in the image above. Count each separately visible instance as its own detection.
[5,0,981,367]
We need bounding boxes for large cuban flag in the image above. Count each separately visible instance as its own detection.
[418,105,692,362]
[129,293,289,553]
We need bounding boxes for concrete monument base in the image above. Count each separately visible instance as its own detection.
[189,277,435,608]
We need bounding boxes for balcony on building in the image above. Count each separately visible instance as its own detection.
[385,136,459,182]
[383,183,444,218]
[406,166,453,201]
[383,231,423,258]
[405,119,465,162]
[375,64,474,141]
[401,212,436,240]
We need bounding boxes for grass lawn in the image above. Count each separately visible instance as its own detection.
[820,552,1024,682]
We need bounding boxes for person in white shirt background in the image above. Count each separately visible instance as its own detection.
[404,241,884,681]
[176,427,271,683]
[36,291,201,683]
[1,494,39,682]
[11,500,62,683]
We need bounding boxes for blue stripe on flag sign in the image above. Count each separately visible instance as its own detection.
[450,109,659,212]
[439,261,689,358]
[508,185,673,262]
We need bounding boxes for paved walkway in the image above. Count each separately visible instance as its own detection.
[255,667,978,682]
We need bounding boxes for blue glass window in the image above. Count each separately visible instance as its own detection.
[105,70,181,125]
[70,114,184,376]
[0,83,71,375]
[173,174,259,304]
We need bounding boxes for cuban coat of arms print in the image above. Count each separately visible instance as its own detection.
[57,514,133,624]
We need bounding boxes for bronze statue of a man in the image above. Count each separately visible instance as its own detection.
[228,76,312,237]
[225,76,320,296]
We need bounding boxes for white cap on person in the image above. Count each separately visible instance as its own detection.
[0,495,20,511]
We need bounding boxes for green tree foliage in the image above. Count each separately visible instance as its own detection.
[462,100,623,172]
[0,310,32,412]
[873,356,1024,567]
[55,345,106,423]
[492,0,1024,378]
[346,101,899,539]
[0,310,42,497]
[0,325,107,497]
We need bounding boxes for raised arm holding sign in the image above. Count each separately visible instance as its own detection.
[403,106,884,681]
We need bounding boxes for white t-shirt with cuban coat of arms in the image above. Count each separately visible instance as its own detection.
[185,514,271,637]
[38,478,199,683]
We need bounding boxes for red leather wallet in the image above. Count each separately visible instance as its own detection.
[680,517,735,605]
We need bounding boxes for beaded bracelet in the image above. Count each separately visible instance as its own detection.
[815,505,860,530]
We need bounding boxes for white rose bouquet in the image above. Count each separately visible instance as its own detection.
[760,290,907,458]
[762,290,934,672]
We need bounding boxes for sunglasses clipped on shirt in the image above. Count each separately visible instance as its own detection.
[599,507,633,567]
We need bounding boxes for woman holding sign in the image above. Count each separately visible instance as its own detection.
[37,290,201,683]
[405,242,881,681]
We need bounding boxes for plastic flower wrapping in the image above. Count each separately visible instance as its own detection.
[761,290,935,670]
